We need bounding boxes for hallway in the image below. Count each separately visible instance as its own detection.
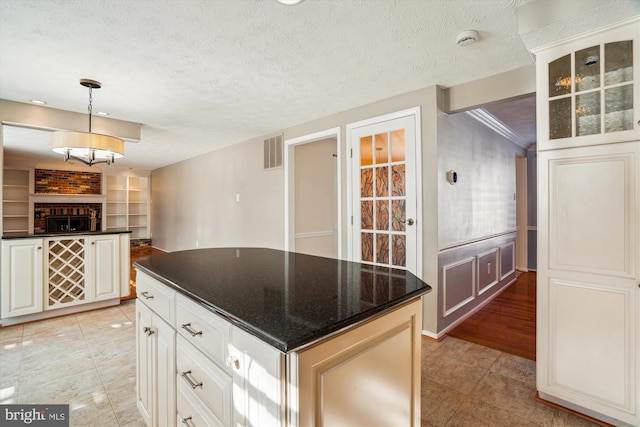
[448,271,536,360]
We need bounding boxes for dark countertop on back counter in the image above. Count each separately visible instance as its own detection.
[2,229,132,239]
[134,247,431,353]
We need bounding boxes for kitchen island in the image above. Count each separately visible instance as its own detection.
[134,247,431,427]
[1,229,131,325]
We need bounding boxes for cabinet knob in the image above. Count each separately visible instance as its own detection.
[37,246,42,250]
[143,326,154,336]
[180,416,194,427]
[225,355,239,369]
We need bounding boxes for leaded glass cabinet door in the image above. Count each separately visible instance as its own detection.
[350,114,418,274]
[536,20,640,151]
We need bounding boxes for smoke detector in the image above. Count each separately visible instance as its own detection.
[456,30,478,47]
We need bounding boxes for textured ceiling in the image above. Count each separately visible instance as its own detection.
[0,0,537,169]
[0,0,540,169]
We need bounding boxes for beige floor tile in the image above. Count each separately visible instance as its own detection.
[68,390,119,427]
[551,409,601,426]
[19,370,106,405]
[0,325,23,344]
[489,351,536,388]
[446,399,541,427]
[0,338,22,387]
[120,417,147,427]
[420,379,467,427]
[107,382,142,426]
[22,315,81,338]
[469,371,557,426]
[422,352,487,395]
[433,336,502,370]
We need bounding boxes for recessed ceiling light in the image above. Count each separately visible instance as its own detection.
[31,99,47,105]
[278,0,304,5]
[97,111,110,116]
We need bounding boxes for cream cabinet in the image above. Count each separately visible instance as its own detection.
[1,238,43,318]
[136,273,177,427]
[535,18,640,427]
[135,269,423,427]
[1,233,128,324]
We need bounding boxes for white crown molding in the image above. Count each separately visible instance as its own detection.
[465,108,530,149]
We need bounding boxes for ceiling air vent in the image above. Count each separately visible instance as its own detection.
[264,134,283,170]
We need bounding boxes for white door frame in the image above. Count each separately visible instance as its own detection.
[284,127,342,258]
[346,106,422,275]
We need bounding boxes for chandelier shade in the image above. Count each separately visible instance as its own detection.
[52,78,124,166]
[52,131,124,163]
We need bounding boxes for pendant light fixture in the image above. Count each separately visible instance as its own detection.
[52,79,124,166]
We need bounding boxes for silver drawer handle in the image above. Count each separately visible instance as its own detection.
[181,370,203,389]
[181,416,195,427]
[181,323,203,337]
[140,291,154,299]
[143,326,154,336]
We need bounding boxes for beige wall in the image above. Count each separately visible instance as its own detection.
[294,138,337,258]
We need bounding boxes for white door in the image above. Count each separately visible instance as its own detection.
[349,110,420,273]
[1,239,43,317]
[89,234,120,301]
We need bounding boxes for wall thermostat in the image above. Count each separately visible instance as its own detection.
[446,170,458,185]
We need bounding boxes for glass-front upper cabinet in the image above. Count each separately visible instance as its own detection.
[536,19,639,150]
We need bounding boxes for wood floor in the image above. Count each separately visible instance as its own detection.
[447,271,536,361]
[124,246,166,300]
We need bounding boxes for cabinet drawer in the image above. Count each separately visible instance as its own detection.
[177,377,226,427]
[176,293,231,370]
[176,335,232,426]
[136,272,175,324]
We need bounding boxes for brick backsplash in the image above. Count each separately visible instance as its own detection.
[35,169,102,194]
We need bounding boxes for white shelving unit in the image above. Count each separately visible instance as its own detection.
[105,175,150,239]
[2,169,31,234]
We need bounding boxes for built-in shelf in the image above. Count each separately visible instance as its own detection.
[105,175,150,239]
[2,169,31,234]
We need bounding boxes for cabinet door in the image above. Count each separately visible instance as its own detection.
[88,235,120,301]
[155,312,176,427]
[136,300,154,426]
[1,239,43,318]
[537,141,639,426]
[536,20,639,151]
[229,327,284,427]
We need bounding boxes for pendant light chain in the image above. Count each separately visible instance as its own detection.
[87,85,93,133]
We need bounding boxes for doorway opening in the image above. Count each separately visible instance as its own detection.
[284,128,341,259]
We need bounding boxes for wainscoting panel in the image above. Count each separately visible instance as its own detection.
[442,257,476,317]
[437,233,517,333]
[477,248,499,295]
[500,242,515,280]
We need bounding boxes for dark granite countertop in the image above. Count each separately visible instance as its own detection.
[2,229,132,239]
[134,247,431,353]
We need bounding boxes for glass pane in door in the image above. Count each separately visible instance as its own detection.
[359,127,408,268]
[576,91,601,136]
[604,40,633,85]
[549,97,572,139]
[549,54,572,97]
[575,46,600,92]
[605,84,634,133]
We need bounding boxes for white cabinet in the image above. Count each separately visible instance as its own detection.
[136,296,176,427]
[1,233,127,323]
[229,327,284,427]
[1,238,43,318]
[2,169,31,235]
[106,175,150,239]
[535,19,640,427]
[536,20,639,151]
[88,234,120,301]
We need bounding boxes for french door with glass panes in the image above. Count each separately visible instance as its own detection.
[349,111,419,274]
